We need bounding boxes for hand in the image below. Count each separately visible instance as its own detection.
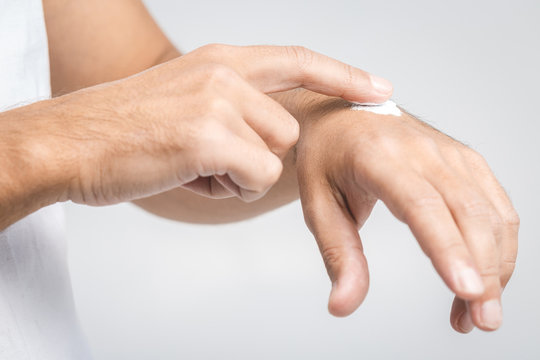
[48,44,392,205]
[295,96,519,332]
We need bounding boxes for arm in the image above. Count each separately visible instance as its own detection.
[44,0,180,95]
[42,0,391,223]
[0,0,391,230]
[40,0,518,333]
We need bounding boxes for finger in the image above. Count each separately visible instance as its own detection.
[199,44,393,103]
[181,176,236,199]
[247,45,393,102]
[204,104,284,201]
[450,297,474,334]
[201,65,299,159]
[374,171,485,301]
[426,165,503,331]
[213,174,242,198]
[203,131,283,202]
[467,156,519,289]
[299,178,370,317]
[231,78,299,159]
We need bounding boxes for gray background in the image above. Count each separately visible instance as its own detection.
[65,0,540,359]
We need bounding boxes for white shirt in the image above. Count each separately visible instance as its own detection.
[0,1,92,358]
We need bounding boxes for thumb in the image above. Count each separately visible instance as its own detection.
[300,185,370,317]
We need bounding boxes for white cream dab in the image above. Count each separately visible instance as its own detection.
[350,100,401,116]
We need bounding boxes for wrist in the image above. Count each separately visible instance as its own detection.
[0,98,78,228]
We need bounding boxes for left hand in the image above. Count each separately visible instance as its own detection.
[295,95,519,332]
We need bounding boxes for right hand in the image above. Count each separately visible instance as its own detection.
[56,44,393,205]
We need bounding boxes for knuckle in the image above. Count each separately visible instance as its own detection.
[489,210,504,226]
[248,154,283,194]
[199,63,238,89]
[262,155,283,185]
[403,194,443,220]
[343,63,355,89]
[439,241,464,257]
[291,121,301,144]
[286,45,314,74]
[465,148,488,168]
[273,118,300,152]
[458,198,492,219]
[502,209,520,228]
[490,213,506,240]
[426,240,462,260]
[286,115,300,143]
[196,43,229,59]
[320,245,344,274]
[501,259,516,276]
[443,144,466,162]
[205,96,233,116]
[478,263,500,279]
[410,137,446,170]
[342,63,368,90]
[417,136,440,153]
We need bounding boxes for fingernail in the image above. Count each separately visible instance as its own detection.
[456,266,484,295]
[480,299,503,330]
[457,310,474,333]
[370,75,393,95]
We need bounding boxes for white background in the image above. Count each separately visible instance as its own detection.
[66,0,540,359]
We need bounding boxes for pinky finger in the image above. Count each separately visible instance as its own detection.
[182,176,236,199]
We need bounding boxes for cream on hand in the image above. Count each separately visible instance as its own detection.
[350,100,401,116]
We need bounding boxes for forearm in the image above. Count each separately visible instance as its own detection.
[41,0,370,224]
[0,98,78,229]
[32,0,306,225]
[0,88,310,229]
[44,0,181,95]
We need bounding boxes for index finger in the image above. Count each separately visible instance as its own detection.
[199,44,393,104]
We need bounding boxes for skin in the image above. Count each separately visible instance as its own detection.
[0,0,518,334]
[285,93,519,332]
[1,10,392,226]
